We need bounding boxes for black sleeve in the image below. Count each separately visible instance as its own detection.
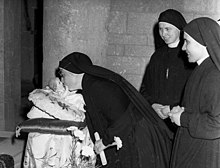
[91,79,130,145]
[181,71,220,139]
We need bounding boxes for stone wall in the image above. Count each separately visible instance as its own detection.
[0,0,4,131]
[43,0,110,85]
[0,0,219,132]
[0,0,21,131]
[43,0,220,89]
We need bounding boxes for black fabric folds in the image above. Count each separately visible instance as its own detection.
[59,52,173,139]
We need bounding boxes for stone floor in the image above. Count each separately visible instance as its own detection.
[0,134,27,168]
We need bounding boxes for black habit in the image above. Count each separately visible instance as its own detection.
[170,17,220,168]
[170,58,220,168]
[140,9,195,133]
[140,44,195,132]
[59,52,173,168]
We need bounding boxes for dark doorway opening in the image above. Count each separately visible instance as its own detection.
[33,0,43,88]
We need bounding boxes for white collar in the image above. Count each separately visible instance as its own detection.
[197,55,209,65]
[168,39,180,48]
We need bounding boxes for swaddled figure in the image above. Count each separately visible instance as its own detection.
[23,77,95,168]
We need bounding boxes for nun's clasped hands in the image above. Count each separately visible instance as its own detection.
[168,106,184,126]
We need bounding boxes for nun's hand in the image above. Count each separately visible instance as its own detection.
[152,103,169,119]
[94,139,106,154]
[169,106,184,126]
[161,105,170,117]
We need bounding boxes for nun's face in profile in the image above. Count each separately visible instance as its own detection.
[182,32,207,63]
[59,68,83,91]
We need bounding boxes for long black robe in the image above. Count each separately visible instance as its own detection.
[59,51,173,168]
[140,44,195,132]
[141,44,193,107]
[170,58,220,168]
[82,74,172,168]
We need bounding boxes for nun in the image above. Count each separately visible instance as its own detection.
[58,52,173,168]
[169,17,220,168]
[140,9,195,134]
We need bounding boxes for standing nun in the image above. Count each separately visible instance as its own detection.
[169,17,220,168]
[140,9,195,134]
